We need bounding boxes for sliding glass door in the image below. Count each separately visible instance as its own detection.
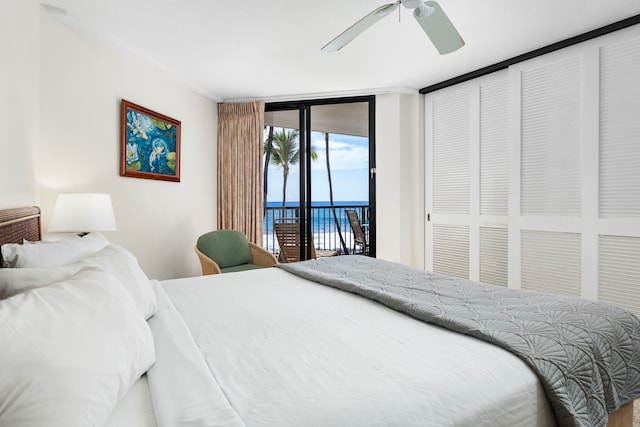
[264,96,376,262]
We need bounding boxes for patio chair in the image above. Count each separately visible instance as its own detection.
[346,209,369,255]
[274,218,337,263]
[195,229,277,275]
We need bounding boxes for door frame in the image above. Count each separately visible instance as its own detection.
[265,95,377,259]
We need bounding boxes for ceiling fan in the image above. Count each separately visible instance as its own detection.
[321,0,464,55]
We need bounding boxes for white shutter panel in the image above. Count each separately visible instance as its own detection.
[521,230,581,296]
[599,235,640,316]
[599,37,640,218]
[433,224,469,279]
[480,227,508,286]
[480,79,509,216]
[432,91,470,214]
[426,26,640,307]
[520,56,582,216]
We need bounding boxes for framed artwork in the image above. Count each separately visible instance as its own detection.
[120,99,181,182]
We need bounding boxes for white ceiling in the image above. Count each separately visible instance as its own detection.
[41,0,640,101]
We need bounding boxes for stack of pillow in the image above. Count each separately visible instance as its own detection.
[0,233,157,425]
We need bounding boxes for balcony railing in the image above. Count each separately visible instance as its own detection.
[264,204,369,257]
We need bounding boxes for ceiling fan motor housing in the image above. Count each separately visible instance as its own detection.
[401,0,435,17]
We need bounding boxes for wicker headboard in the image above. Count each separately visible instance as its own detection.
[0,206,42,246]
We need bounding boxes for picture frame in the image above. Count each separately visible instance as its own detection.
[120,99,181,182]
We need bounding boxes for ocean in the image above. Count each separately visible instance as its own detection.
[264,201,368,232]
[263,201,368,252]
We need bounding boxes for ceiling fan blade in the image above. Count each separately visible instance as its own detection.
[322,1,400,52]
[413,1,464,55]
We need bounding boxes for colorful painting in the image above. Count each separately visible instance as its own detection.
[120,100,181,182]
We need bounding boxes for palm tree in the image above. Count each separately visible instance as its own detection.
[324,132,348,254]
[264,128,317,209]
[263,126,274,217]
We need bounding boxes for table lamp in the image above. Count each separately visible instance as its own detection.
[49,193,117,236]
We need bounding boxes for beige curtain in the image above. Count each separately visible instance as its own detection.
[217,101,264,245]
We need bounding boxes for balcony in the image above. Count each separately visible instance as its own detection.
[264,204,369,258]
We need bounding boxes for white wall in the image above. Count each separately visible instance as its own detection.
[0,0,40,208]
[375,93,424,268]
[38,11,217,280]
[2,4,427,277]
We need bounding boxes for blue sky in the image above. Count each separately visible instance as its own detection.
[264,130,369,203]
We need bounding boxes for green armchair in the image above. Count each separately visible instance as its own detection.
[195,230,277,275]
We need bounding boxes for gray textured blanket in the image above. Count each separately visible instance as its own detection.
[277,256,640,427]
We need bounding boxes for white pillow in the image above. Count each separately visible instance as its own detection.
[0,244,157,319]
[78,244,157,319]
[0,264,75,299]
[1,232,109,268]
[0,267,155,426]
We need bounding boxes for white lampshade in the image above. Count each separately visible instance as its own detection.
[49,193,117,233]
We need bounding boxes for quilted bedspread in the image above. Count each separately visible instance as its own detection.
[277,256,640,427]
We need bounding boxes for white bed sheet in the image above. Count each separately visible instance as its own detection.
[91,276,244,427]
[158,267,557,427]
[145,280,244,426]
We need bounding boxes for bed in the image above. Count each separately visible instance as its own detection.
[0,206,637,427]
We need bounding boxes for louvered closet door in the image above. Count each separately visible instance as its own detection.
[515,53,584,295]
[426,72,509,282]
[425,25,640,315]
[426,87,471,278]
[597,34,640,312]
